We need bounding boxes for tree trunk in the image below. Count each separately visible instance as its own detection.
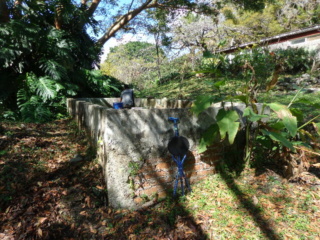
[54,3,63,30]
[154,32,162,80]
[13,0,22,19]
[0,0,10,23]
[86,0,101,17]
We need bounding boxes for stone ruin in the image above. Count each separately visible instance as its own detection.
[67,98,254,209]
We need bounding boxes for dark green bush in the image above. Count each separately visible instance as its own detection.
[0,1,121,123]
[274,47,313,74]
[200,47,313,83]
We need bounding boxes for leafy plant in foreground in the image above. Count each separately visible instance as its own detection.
[192,49,320,174]
[0,1,121,122]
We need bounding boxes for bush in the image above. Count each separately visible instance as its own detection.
[199,47,314,84]
[274,47,313,74]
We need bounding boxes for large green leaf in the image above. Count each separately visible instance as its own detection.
[216,109,240,144]
[290,108,304,123]
[243,107,268,122]
[269,121,285,130]
[261,129,295,152]
[39,59,68,81]
[268,103,297,137]
[283,116,297,137]
[233,95,247,104]
[36,76,57,101]
[198,124,219,153]
[191,95,215,116]
[268,103,291,118]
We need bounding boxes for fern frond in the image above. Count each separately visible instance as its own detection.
[17,88,30,105]
[36,76,57,101]
[39,59,68,81]
[0,48,20,68]
[18,95,53,123]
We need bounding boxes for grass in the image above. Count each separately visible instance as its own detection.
[181,171,320,239]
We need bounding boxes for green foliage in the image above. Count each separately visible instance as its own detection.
[0,0,121,122]
[268,103,298,137]
[201,47,276,86]
[314,122,320,135]
[128,161,140,177]
[158,72,182,85]
[222,0,320,47]
[261,129,295,152]
[102,41,165,87]
[110,41,163,63]
[243,107,268,122]
[274,48,313,74]
[216,109,240,145]
[198,124,219,153]
[200,47,314,90]
[192,48,320,169]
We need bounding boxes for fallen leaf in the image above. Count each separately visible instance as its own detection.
[89,224,97,234]
[37,217,47,225]
[80,211,87,216]
[37,228,43,237]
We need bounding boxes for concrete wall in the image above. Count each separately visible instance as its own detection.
[67,98,248,209]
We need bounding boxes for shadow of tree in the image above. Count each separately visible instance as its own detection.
[217,165,282,240]
[220,129,246,176]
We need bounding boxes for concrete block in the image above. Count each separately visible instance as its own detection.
[66,98,264,209]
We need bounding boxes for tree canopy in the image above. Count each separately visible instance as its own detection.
[0,0,300,121]
[101,41,165,86]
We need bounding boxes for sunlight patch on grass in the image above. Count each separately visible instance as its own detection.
[179,171,320,239]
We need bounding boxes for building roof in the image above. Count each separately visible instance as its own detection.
[218,25,320,54]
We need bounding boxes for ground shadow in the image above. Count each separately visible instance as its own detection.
[221,129,246,176]
[121,149,206,239]
[217,165,282,240]
[195,126,282,240]
[309,164,320,179]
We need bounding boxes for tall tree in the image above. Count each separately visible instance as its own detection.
[220,0,320,46]
[0,0,271,50]
[0,0,271,121]
[101,41,165,86]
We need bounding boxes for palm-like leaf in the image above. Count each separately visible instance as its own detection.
[35,76,57,101]
[39,59,68,81]
[0,0,116,122]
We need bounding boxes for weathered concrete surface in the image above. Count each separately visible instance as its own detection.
[67,98,263,209]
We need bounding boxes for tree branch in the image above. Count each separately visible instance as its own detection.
[80,0,88,10]
[96,0,156,46]
[86,0,101,17]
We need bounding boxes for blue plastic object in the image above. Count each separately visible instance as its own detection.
[168,117,191,197]
[113,102,123,109]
